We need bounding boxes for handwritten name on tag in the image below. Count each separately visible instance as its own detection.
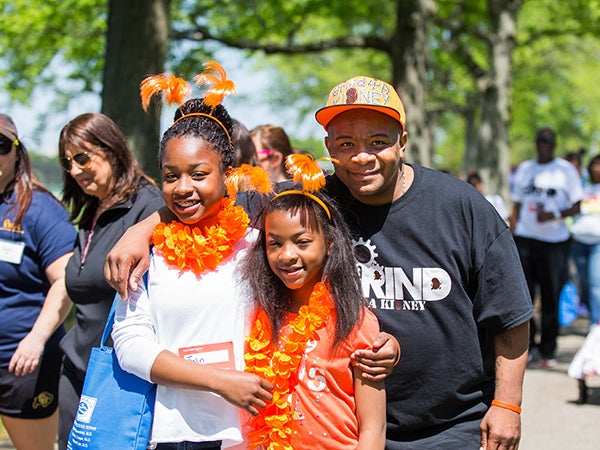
[178,341,235,370]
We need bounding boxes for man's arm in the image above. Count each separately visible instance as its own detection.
[104,206,174,299]
[480,321,529,450]
[537,200,581,223]
[509,202,521,234]
[351,332,400,381]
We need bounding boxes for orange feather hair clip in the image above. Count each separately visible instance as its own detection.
[225,164,273,199]
[140,73,192,111]
[285,153,338,192]
[193,60,236,108]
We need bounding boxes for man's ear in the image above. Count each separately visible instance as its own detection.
[399,130,408,148]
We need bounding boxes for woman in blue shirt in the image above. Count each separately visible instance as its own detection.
[0,113,76,450]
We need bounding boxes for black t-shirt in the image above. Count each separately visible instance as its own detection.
[327,164,533,447]
[61,182,164,375]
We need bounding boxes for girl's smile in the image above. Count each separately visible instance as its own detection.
[265,209,328,307]
[161,136,226,226]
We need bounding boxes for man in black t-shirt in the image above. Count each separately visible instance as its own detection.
[312,76,532,449]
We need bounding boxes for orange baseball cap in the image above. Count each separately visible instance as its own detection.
[315,76,406,130]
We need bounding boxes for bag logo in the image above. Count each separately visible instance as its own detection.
[75,395,97,423]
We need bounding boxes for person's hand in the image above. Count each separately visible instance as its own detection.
[8,332,46,376]
[215,370,274,416]
[479,404,521,450]
[536,210,555,223]
[351,331,400,381]
[104,228,152,300]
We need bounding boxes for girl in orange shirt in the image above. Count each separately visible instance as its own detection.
[242,156,386,450]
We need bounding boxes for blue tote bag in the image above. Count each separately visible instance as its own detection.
[67,290,156,450]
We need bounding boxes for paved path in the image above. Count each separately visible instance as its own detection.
[520,318,599,450]
[1,318,598,449]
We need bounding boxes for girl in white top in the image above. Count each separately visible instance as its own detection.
[112,63,273,450]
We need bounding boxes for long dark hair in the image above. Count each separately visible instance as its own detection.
[231,118,259,167]
[241,191,366,346]
[4,138,56,226]
[59,113,156,226]
[160,98,235,170]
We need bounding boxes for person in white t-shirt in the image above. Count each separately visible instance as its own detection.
[510,127,583,367]
[570,154,600,325]
[112,65,274,450]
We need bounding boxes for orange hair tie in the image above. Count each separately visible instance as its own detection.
[193,60,236,108]
[285,153,339,192]
[225,164,273,199]
[140,73,192,111]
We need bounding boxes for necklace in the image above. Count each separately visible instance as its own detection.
[244,282,334,450]
[399,165,406,196]
[152,197,249,275]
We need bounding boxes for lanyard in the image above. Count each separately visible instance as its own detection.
[80,217,97,268]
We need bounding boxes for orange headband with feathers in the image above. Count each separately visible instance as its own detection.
[139,61,236,141]
[274,154,338,220]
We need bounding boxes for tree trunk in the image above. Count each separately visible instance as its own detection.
[463,94,478,175]
[391,0,436,167]
[101,0,169,181]
[473,0,522,200]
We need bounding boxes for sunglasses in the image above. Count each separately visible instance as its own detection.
[60,151,92,172]
[0,138,15,155]
[257,149,277,158]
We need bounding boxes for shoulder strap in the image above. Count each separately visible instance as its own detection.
[100,272,149,348]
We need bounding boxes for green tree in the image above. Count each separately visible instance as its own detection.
[102,0,169,180]
[0,0,168,179]
[3,0,600,187]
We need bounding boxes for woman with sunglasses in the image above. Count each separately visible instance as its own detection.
[0,113,76,450]
[56,113,164,450]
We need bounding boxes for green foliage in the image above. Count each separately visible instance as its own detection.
[0,0,106,104]
[511,0,600,164]
[0,418,7,439]
[3,0,600,174]
[30,152,63,194]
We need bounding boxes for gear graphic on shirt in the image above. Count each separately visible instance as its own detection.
[352,238,378,266]
[352,238,384,282]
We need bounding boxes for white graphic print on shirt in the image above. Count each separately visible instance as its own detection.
[352,238,451,311]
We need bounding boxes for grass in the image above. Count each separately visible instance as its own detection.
[0,418,8,439]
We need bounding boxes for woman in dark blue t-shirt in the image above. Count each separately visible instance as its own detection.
[0,113,76,450]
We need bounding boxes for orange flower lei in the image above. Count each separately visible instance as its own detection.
[152,197,249,275]
[244,282,334,450]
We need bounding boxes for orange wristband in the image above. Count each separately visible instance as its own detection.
[491,399,522,414]
[388,335,401,367]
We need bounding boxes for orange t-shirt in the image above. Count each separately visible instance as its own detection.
[284,307,380,449]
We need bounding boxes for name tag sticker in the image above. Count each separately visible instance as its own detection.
[178,341,234,370]
[0,239,25,264]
